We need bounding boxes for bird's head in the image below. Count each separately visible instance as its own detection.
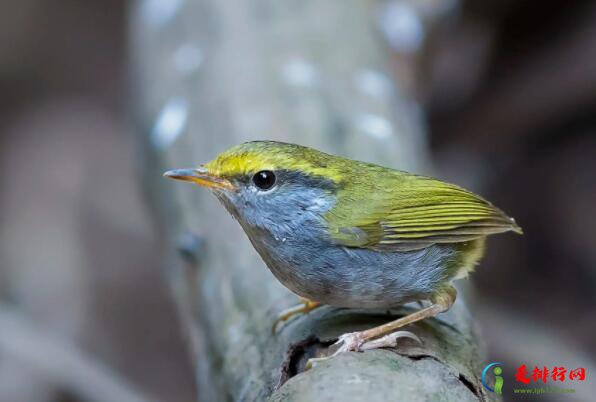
[164,141,343,230]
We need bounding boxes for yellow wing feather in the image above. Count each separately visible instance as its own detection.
[327,172,522,252]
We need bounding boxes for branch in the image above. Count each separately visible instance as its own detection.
[130,0,496,400]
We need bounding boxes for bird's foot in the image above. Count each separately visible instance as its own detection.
[272,298,321,334]
[331,331,365,355]
[359,330,421,351]
[332,330,421,355]
[305,330,421,370]
[304,288,456,370]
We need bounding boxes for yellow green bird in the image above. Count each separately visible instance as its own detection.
[164,141,522,355]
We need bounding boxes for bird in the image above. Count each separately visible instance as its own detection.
[164,141,522,356]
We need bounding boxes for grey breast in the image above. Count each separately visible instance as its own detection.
[249,216,456,308]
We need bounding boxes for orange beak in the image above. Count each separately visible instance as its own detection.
[163,166,234,190]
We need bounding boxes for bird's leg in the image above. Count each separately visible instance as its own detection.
[272,297,321,334]
[331,286,456,355]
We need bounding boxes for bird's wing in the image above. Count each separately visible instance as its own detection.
[325,172,522,252]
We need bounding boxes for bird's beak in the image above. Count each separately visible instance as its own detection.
[163,166,234,190]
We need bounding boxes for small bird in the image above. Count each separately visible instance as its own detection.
[164,141,521,355]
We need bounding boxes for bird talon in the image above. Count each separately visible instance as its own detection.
[360,330,421,350]
[271,298,321,335]
[305,330,422,370]
[332,332,365,356]
[305,357,328,370]
[332,329,421,355]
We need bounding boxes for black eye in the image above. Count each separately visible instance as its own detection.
[252,170,276,190]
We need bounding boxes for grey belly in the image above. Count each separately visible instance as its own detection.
[253,236,457,308]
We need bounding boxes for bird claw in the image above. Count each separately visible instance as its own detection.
[271,299,321,335]
[332,330,421,356]
[331,332,365,356]
[305,330,422,370]
[360,330,421,350]
[305,333,364,370]
[305,357,327,370]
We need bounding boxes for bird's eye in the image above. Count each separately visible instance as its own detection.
[252,170,276,190]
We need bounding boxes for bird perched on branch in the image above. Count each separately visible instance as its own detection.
[164,141,522,357]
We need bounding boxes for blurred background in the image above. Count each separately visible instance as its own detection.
[0,0,594,401]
